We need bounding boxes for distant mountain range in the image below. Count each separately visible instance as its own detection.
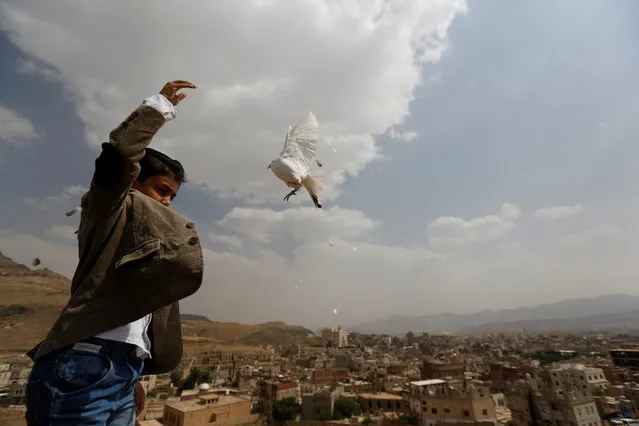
[348,294,639,335]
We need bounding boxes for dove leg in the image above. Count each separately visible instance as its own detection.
[310,194,322,209]
[283,188,298,202]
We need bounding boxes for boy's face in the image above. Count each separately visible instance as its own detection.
[132,173,180,207]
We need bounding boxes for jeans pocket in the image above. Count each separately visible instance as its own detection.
[54,350,113,398]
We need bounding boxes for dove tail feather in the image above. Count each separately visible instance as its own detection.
[302,171,323,208]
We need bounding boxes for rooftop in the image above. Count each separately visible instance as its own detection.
[410,379,446,387]
[165,395,249,413]
[358,392,404,400]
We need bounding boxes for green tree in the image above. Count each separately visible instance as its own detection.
[170,369,184,387]
[333,396,361,420]
[273,397,301,423]
[180,367,205,391]
[399,413,419,425]
[200,369,212,383]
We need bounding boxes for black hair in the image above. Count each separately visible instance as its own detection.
[138,147,187,185]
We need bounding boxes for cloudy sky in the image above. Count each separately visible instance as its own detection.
[1,0,639,330]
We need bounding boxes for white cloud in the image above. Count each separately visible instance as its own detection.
[427,203,521,251]
[0,104,39,146]
[388,128,418,142]
[500,203,521,221]
[208,233,244,251]
[535,204,584,220]
[46,225,77,242]
[218,206,379,244]
[559,222,619,246]
[23,185,88,209]
[0,0,467,203]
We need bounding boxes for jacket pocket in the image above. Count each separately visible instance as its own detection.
[115,238,161,269]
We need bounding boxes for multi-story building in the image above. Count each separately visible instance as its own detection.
[358,392,408,414]
[546,364,610,395]
[407,379,497,426]
[302,388,342,420]
[259,380,301,419]
[420,360,465,381]
[321,327,349,348]
[312,368,349,385]
[9,362,31,385]
[507,369,603,426]
[0,364,11,388]
[139,374,157,394]
[610,349,639,370]
[163,393,251,426]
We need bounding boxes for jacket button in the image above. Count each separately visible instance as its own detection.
[186,222,195,229]
[188,236,199,245]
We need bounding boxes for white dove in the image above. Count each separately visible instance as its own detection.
[268,111,324,208]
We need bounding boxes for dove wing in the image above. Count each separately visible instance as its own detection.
[279,111,319,172]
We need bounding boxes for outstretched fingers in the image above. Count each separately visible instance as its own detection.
[160,80,197,105]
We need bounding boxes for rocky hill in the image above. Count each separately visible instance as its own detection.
[180,318,315,346]
[0,252,314,352]
[0,252,71,352]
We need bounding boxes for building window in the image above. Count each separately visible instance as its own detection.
[482,409,488,415]
[463,410,470,417]
[444,408,450,414]
[431,408,437,414]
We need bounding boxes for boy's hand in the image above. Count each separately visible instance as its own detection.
[160,80,197,105]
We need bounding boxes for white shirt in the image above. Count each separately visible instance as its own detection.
[95,93,177,359]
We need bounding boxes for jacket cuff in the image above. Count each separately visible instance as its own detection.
[142,94,176,121]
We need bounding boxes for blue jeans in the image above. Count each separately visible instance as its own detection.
[25,337,144,425]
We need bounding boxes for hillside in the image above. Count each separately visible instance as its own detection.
[180,319,315,346]
[0,253,71,352]
[0,252,313,351]
[181,314,211,322]
[350,294,639,335]
[0,252,29,271]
